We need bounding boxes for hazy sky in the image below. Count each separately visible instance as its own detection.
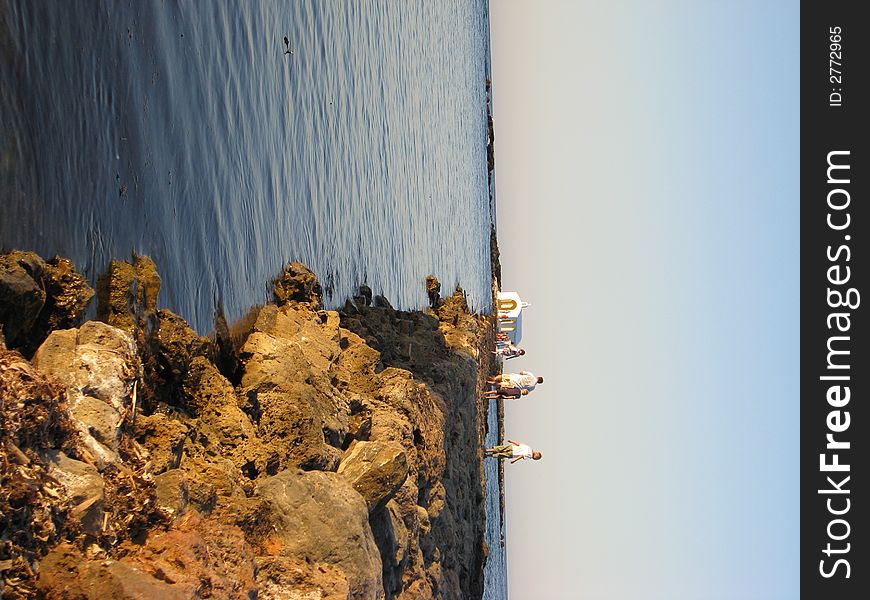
[489,2,798,598]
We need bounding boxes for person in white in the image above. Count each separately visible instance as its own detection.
[492,344,525,359]
[484,439,542,463]
[487,371,543,392]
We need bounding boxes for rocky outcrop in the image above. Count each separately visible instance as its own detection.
[1,255,496,599]
[338,288,491,600]
[133,411,188,474]
[237,303,348,473]
[33,257,95,342]
[152,469,189,518]
[256,556,351,600]
[489,227,501,289]
[36,543,198,599]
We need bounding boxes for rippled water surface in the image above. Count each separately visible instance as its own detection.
[1,0,493,328]
[1,1,504,596]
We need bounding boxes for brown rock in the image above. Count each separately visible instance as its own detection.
[256,556,350,600]
[133,255,161,315]
[178,457,245,509]
[153,469,189,518]
[36,256,95,335]
[180,356,280,480]
[152,309,213,385]
[96,255,161,334]
[32,321,140,465]
[424,275,441,308]
[96,259,137,332]
[272,261,322,307]
[237,303,349,472]
[37,513,258,599]
[182,355,241,418]
[338,440,409,512]
[125,513,257,597]
[37,544,195,599]
[45,450,104,535]
[134,411,188,474]
[253,469,383,599]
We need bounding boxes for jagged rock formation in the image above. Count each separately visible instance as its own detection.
[0,252,497,599]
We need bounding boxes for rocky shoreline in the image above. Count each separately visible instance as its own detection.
[1,251,500,599]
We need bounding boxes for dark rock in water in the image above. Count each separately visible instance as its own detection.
[373,294,393,309]
[96,255,161,334]
[0,251,47,349]
[338,440,409,512]
[0,251,95,356]
[425,275,441,308]
[490,225,502,289]
[251,469,383,599]
[272,261,322,307]
[358,284,373,306]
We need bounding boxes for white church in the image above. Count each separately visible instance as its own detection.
[496,291,529,344]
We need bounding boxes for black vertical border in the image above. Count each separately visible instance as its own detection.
[801,1,868,597]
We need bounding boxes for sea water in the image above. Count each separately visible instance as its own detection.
[0,1,505,596]
[0,0,494,326]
